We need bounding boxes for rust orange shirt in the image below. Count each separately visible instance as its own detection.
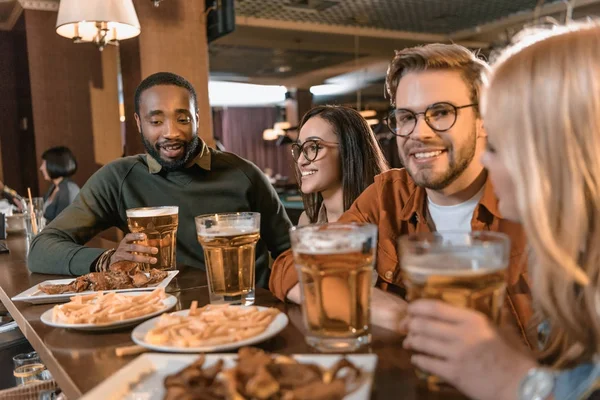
[270,169,534,347]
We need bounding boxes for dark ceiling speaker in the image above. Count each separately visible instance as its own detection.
[206,0,235,43]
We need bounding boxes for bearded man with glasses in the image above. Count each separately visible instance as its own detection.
[270,43,534,347]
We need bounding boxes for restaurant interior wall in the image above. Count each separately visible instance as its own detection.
[0,17,38,197]
[24,10,122,195]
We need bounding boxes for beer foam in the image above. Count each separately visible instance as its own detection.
[293,235,370,254]
[403,263,505,277]
[403,252,506,279]
[198,226,259,237]
[126,206,179,218]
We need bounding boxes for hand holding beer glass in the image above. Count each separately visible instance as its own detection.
[291,223,378,352]
[398,231,510,390]
[195,212,260,306]
[125,206,179,271]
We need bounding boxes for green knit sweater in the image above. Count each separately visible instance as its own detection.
[28,149,292,289]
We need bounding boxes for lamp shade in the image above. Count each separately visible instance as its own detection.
[56,0,140,42]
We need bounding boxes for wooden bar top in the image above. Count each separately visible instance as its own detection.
[0,235,464,399]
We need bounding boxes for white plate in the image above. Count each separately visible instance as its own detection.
[40,292,177,331]
[82,352,378,400]
[131,307,289,353]
[11,270,179,304]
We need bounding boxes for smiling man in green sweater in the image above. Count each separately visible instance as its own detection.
[28,72,292,288]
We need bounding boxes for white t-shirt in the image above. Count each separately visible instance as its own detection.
[427,186,485,232]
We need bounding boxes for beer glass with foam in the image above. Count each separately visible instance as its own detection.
[195,212,260,306]
[399,231,510,390]
[126,206,179,271]
[291,223,378,352]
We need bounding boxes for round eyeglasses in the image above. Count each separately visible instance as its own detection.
[291,139,339,162]
[385,102,478,137]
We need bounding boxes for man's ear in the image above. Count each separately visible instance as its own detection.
[476,118,487,139]
[134,113,142,133]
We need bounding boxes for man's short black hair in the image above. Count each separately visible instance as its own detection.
[134,72,198,115]
[42,146,77,179]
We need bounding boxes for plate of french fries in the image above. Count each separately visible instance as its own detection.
[40,288,177,331]
[131,303,289,353]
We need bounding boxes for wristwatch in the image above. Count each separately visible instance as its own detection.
[518,367,556,400]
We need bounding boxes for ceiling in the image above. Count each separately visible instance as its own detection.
[3,0,600,107]
[212,0,600,107]
[236,0,563,34]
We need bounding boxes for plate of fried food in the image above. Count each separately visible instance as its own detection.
[131,302,288,353]
[81,347,377,400]
[40,288,177,331]
[12,261,179,304]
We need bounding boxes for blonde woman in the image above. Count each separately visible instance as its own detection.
[401,22,600,400]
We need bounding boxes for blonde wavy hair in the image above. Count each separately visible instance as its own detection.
[482,21,600,366]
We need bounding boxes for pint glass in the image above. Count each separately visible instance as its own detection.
[126,206,179,271]
[291,223,378,352]
[399,231,510,389]
[195,212,260,306]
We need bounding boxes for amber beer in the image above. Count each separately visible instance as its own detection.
[401,254,507,323]
[291,223,378,352]
[399,231,510,390]
[126,206,179,271]
[195,213,260,306]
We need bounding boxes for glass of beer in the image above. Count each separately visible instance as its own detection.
[398,231,510,389]
[291,223,378,353]
[195,212,260,306]
[126,206,179,271]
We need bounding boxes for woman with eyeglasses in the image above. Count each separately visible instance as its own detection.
[402,22,600,400]
[291,105,389,226]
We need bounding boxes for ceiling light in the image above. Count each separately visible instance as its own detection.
[274,122,291,131]
[56,0,141,51]
[209,81,287,107]
[359,110,377,118]
[262,129,282,141]
[309,83,352,96]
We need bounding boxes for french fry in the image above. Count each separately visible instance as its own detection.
[51,288,167,325]
[143,304,280,348]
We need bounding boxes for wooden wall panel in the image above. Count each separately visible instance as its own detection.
[119,37,144,156]
[24,10,121,194]
[0,31,17,185]
[90,46,123,166]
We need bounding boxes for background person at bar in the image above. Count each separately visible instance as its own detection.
[402,22,600,400]
[293,105,389,226]
[270,43,533,343]
[0,146,79,219]
[28,72,292,289]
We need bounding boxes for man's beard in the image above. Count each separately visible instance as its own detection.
[402,126,477,190]
[141,130,201,172]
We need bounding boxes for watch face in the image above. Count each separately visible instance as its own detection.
[520,369,555,400]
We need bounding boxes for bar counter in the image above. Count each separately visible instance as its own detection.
[0,235,464,399]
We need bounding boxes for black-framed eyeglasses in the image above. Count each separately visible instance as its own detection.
[385,102,478,137]
[291,139,339,162]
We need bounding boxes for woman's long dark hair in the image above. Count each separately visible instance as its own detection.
[295,105,390,223]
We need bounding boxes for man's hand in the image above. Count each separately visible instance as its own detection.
[287,285,408,332]
[110,233,158,266]
[370,287,408,332]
